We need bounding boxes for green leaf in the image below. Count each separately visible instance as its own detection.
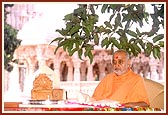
[109,13,115,22]
[99,26,106,32]
[101,4,108,13]
[104,29,112,35]
[4,5,21,72]
[109,4,117,9]
[92,14,99,24]
[54,40,68,54]
[156,47,161,59]
[63,42,69,51]
[104,21,112,29]
[147,30,155,37]
[84,44,93,60]
[119,37,127,46]
[101,37,108,48]
[144,42,153,56]
[56,29,68,36]
[78,48,83,60]
[153,46,160,59]
[74,40,80,49]
[116,29,124,36]
[125,20,131,30]
[72,15,81,23]
[93,33,99,45]
[66,22,73,31]
[93,26,99,33]
[49,37,64,45]
[88,50,93,64]
[127,30,137,37]
[122,13,130,22]
[138,19,143,27]
[158,41,164,47]
[90,5,95,14]
[67,40,73,53]
[146,42,153,49]
[83,27,90,37]
[63,13,73,20]
[69,48,78,56]
[138,39,145,49]
[115,13,121,27]
[129,38,135,44]
[111,38,121,49]
[74,7,85,15]
[152,34,164,43]
[128,44,138,56]
[136,28,141,37]
[132,43,141,53]
[72,33,80,38]
[81,11,87,20]
[70,24,81,35]
[119,37,128,50]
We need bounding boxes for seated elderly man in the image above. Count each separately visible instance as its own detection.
[76,49,150,108]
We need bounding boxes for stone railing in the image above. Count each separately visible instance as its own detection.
[60,81,100,99]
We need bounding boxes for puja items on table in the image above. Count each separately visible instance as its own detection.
[31,73,67,101]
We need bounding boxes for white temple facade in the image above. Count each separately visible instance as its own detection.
[3,3,165,101]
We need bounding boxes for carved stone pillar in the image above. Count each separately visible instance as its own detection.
[27,57,36,75]
[53,60,61,88]
[4,70,10,93]
[54,63,60,77]
[36,44,48,67]
[157,65,163,80]
[157,52,164,80]
[80,63,87,81]
[37,58,47,67]
[87,64,94,81]
[66,61,74,81]
[22,60,35,97]
[149,57,159,81]
[73,61,81,81]
[98,61,106,80]
[4,63,21,101]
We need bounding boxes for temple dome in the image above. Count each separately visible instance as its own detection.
[17,16,61,45]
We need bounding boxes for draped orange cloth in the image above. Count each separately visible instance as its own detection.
[92,69,150,105]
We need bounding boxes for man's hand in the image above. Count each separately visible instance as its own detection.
[76,92,95,103]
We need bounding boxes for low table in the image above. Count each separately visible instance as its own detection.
[3,101,163,112]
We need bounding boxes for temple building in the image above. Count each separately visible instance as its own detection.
[3,3,165,101]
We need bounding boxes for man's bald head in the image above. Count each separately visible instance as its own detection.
[112,49,130,60]
[112,49,131,76]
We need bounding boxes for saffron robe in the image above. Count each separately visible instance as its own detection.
[92,69,150,105]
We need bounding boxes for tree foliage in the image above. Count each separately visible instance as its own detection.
[50,4,164,63]
[4,4,22,72]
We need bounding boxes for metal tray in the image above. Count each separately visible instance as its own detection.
[27,100,66,105]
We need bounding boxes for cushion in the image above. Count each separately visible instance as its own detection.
[144,78,164,109]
